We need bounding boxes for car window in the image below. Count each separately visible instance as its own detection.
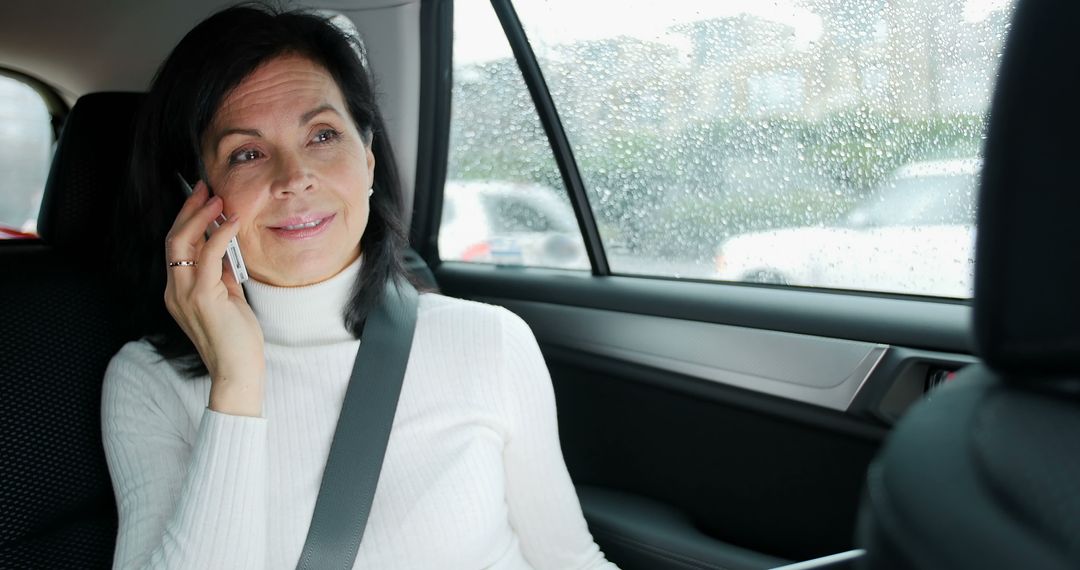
[442,1,588,270]
[458,0,1015,297]
[484,196,553,233]
[0,74,53,240]
[848,171,978,227]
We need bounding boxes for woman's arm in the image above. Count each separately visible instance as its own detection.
[498,311,620,570]
[102,343,268,569]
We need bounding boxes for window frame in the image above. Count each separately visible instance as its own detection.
[412,0,454,263]
[0,67,68,244]
[487,0,610,275]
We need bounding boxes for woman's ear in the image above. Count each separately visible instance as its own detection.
[365,139,376,185]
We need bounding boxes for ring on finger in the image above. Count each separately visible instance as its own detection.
[168,260,198,268]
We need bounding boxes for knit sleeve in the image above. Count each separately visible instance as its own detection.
[101,343,269,570]
[497,311,620,570]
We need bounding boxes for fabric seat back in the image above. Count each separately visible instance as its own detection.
[0,92,143,568]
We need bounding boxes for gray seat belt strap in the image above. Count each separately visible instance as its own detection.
[296,280,419,570]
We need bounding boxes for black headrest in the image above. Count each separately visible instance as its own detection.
[973,0,1080,377]
[36,92,143,253]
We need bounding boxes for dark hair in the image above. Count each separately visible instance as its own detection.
[115,3,414,375]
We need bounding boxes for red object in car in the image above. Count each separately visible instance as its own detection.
[0,226,38,240]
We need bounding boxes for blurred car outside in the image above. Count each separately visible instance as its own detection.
[715,158,980,298]
[439,180,588,270]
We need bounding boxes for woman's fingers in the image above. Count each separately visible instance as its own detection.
[172,179,209,226]
[194,213,240,291]
[166,192,222,277]
[167,182,211,249]
[222,258,245,298]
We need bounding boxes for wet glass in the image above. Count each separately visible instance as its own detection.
[502,0,1016,296]
[0,76,52,238]
[443,1,589,270]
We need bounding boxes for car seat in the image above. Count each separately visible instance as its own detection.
[0,92,142,568]
[855,0,1080,568]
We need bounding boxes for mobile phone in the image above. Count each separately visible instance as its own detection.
[177,173,249,284]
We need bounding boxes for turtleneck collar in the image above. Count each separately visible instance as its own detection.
[243,256,362,347]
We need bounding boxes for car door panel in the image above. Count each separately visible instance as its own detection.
[421,0,998,564]
[434,264,971,352]
[578,485,790,570]
[490,298,888,412]
[435,262,974,564]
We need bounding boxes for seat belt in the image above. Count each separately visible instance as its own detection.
[296,279,419,570]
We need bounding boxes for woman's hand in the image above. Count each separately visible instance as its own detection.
[164,181,266,417]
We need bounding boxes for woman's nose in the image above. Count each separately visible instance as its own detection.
[271,153,315,197]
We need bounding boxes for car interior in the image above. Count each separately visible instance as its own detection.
[0,0,1075,569]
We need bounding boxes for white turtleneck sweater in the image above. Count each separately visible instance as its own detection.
[101,258,617,569]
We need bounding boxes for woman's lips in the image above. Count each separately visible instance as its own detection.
[268,213,335,240]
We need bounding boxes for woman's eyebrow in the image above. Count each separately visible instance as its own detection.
[211,105,340,154]
[213,128,262,155]
[300,104,339,125]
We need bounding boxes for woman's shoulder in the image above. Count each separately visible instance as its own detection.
[418,292,504,319]
[109,338,168,370]
[416,293,533,338]
[102,339,205,436]
[104,339,188,397]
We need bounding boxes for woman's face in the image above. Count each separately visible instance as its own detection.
[201,54,375,287]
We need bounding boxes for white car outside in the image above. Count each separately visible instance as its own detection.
[439,180,588,270]
[715,159,980,298]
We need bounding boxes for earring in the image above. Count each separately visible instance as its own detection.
[368,188,374,197]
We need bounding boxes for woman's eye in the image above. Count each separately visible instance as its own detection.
[312,129,340,144]
[228,148,263,165]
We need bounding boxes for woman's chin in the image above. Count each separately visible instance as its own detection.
[249,251,359,288]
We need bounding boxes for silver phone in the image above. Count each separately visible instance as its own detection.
[177,173,249,284]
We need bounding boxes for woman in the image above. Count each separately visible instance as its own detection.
[104,5,618,569]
